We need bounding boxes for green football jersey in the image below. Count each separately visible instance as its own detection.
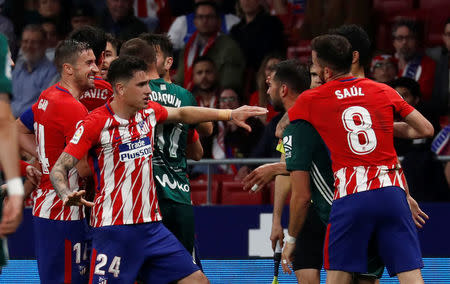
[150,78,198,205]
[283,120,335,224]
[0,34,12,96]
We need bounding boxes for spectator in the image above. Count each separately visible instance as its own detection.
[99,33,120,80]
[175,1,245,92]
[41,18,60,61]
[427,17,450,119]
[37,0,71,36]
[230,0,285,72]
[248,53,283,124]
[191,56,219,108]
[100,0,148,41]
[70,2,96,31]
[392,18,436,101]
[391,77,448,201]
[132,0,161,32]
[269,0,306,45]
[370,54,398,84]
[11,25,57,118]
[168,0,240,51]
[297,0,371,40]
[213,88,264,173]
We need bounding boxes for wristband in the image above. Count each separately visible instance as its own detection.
[284,233,296,244]
[218,109,232,121]
[6,177,24,196]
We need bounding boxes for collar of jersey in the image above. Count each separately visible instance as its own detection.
[337,76,357,82]
[55,84,71,95]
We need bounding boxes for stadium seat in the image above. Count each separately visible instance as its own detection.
[287,40,311,63]
[419,0,448,46]
[190,178,220,205]
[221,181,266,205]
[372,0,415,14]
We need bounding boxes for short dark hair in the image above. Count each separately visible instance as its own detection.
[107,56,149,89]
[69,26,107,64]
[390,77,422,99]
[330,25,371,68]
[22,24,46,40]
[106,33,121,55]
[311,35,353,74]
[120,38,156,67]
[273,60,310,94]
[194,1,219,16]
[446,17,450,27]
[392,18,419,39]
[139,33,174,58]
[54,40,90,73]
[193,56,215,69]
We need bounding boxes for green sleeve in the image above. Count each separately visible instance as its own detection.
[283,120,321,171]
[0,34,12,95]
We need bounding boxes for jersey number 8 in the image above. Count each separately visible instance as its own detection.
[342,106,377,155]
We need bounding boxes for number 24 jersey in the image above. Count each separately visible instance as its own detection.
[288,77,414,200]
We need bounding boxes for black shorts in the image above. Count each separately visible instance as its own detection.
[292,207,326,271]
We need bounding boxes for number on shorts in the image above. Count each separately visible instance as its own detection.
[341,106,377,155]
[73,242,88,264]
[94,254,121,278]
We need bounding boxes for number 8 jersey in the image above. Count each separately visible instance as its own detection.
[288,77,414,200]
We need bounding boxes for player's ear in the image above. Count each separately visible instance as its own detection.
[115,82,124,97]
[165,57,173,70]
[352,51,359,65]
[63,63,73,75]
[323,67,332,81]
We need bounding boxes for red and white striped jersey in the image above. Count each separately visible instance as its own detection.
[32,84,88,220]
[64,101,168,227]
[288,77,414,200]
[79,76,114,112]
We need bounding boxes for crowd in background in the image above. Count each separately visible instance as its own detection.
[0,0,448,201]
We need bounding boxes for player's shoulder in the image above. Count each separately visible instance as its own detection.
[83,104,110,124]
[94,76,113,92]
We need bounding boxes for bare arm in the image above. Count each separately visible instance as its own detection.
[196,122,213,137]
[50,152,79,202]
[271,172,291,250]
[275,112,290,138]
[186,139,203,161]
[165,105,267,132]
[16,117,37,158]
[394,109,434,139]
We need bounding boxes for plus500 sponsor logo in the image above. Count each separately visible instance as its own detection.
[119,137,152,161]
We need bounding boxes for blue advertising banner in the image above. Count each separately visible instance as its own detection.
[7,203,450,259]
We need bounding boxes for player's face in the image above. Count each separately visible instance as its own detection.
[100,42,118,79]
[266,71,284,112]
[311,51,326,83]
[393,26,417,60]
[395,86,418,106]
[192,61,216,91]
[372,59,397,83]
[73,49,99,91]
[123,70,151,110]
[309,64,323,89]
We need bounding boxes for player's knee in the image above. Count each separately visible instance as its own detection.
[177,270,209,284]
[295,268,320,284]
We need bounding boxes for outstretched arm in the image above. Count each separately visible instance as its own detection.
[165,105,267,132]
[50,152,93,207]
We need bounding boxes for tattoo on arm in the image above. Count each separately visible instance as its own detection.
[50,152,79,201]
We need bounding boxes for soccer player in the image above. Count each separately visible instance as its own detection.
[0,33,25,266]
[99,33,120,80]
[137,33,212,262]
[70,26,114,112]
[285,34,433,284]
[28,39,98,284]
[49,55,266,284]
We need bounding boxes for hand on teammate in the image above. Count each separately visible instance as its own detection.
[230,106,267,132]
[242,163,277,192]
[63,190,94,207]
[25,165,41,187]
[0,195,24,237]
[281,242,295,274]
[407,195,429,229]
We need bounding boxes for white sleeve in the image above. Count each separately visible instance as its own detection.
[225,14,241,32]
[167,16,188,50]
